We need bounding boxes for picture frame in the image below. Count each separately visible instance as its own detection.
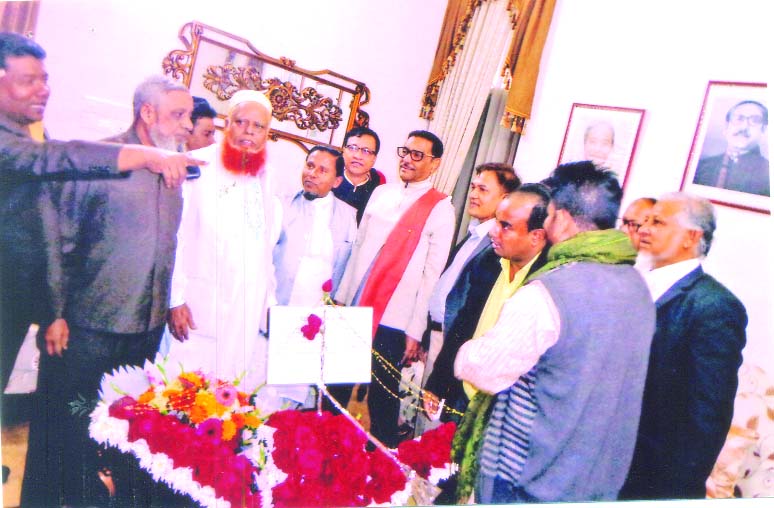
[680,81,769,214]
[557,103,645,190]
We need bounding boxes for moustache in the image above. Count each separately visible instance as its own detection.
[731,128,751,137]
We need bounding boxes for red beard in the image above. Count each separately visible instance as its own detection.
[221,140,267,176]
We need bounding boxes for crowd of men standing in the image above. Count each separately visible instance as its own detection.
[1,31,749,507]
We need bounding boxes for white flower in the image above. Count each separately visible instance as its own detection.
[427,463,456,484]
[89,403,129,447]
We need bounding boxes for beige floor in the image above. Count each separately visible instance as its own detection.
[1,422,27,508]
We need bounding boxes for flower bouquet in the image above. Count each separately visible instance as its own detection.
[90,356,456,507]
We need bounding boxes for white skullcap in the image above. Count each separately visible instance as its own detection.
[228,89,272,115]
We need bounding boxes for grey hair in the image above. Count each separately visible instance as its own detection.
[659,192,716,256]
[132,75,188,122]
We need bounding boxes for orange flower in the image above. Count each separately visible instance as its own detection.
[179,372,205,389]
[243,414,261,429]
[222,419,237,441]
[231,413,246,429]
[137,389,155,405]
[188,404,208,424]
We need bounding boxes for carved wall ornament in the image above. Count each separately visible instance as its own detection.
[266,79,343,132]
[162,21,371,153]
[202,64,263,101]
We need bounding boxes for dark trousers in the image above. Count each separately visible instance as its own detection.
[324,383,355,413]
[21,324,167,508]
[366,325,406,449]
[477,473,535,504]
[1,243,48,425]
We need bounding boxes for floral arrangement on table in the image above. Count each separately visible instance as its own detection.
[89,356,456,508]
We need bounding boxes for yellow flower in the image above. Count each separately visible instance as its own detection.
[195,391,218,417]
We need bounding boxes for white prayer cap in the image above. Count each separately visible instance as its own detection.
[228,89,273,115]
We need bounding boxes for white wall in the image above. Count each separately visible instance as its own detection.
[33,0,771,363]
[515,0,772,364]
[34,0,446,189]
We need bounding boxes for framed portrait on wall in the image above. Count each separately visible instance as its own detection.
[557,103,645,190]
[680,81,769,214]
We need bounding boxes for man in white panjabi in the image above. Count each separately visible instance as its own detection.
[165,89,280,388]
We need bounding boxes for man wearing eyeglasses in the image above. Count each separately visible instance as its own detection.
[336,130,455,448]
[334,126,386,224]
[620,197,656,273]
[693,100,769,196]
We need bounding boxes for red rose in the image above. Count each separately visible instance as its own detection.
[366,449,406,504]
[300,314,323,340]
[322,279,333,293]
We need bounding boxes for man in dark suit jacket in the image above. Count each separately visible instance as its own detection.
[620,192,747,500]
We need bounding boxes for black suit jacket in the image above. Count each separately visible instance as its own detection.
[620,266,747,499]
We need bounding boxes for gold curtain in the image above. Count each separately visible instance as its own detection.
[0,1,41,35]
[420,0,480,119]
[501,0,556,133]
[420,0,556,133]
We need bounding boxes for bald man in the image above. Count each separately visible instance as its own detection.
[620,197,655,251]
[620,197,656,272]
[165,90,280,388]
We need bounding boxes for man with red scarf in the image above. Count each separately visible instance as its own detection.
[335,130,455,447]
[165,89,280,391]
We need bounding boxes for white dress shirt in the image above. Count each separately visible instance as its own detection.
[287,193,335,306]
[643,258,701,302]
[427,218,495,323]
[454,280,561,394]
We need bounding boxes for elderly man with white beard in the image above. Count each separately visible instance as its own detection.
[165,89,281,391]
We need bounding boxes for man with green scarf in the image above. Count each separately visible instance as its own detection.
[454,161,656,503]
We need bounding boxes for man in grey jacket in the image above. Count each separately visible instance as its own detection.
[21,75,194,507]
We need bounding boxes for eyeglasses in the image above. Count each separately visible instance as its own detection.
[729,114,765,126]
[397,146,437,162]
[620,218,642,231]
[344,144,377,157]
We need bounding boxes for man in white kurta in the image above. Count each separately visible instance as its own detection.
[165,90,280,390]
